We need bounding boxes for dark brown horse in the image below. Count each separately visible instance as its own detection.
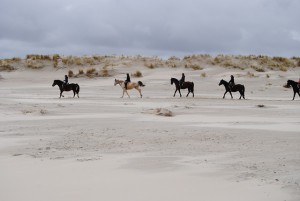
[52,80,80,98]
[171,78,194,97]
[287,80,300,100]
[219,79,245,99]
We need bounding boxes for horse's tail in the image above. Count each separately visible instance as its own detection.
[138,81,145,87]
[242,85,245,98]
[76,84,80,94]
[191,82,194,92]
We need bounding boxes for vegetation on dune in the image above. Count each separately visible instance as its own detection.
[99,68,110,77]
[85,68,97,78]
[1,54,299,76]
[68,70,74,77]
[26,59,43,69]
[0,60,15,71]
[132,70,143,77]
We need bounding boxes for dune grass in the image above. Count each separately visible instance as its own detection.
[1,54,299,75]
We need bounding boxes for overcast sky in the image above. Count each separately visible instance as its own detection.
[0,0,299,58]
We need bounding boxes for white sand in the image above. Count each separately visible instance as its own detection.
[0,63,299,201]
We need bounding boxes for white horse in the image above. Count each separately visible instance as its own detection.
[114,79,145,98]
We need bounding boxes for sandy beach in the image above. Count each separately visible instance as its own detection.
[0,55,299,201]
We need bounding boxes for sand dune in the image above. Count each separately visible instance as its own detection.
[0,55,299,201]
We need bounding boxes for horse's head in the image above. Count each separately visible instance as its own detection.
[52,80,63,87]
[286,80,293,88]
[114,79,120,86]
[52,80,57,87]
[170,78,175,85]
[219,79,224,86]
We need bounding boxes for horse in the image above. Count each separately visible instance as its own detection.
[219,79,245,99]
[114,79,145,98]
[170,78,194,97]
[286,80,300,100]
[52,80,80,98]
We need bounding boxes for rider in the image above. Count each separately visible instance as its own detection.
[179,73,185,88]
[63,75,68,89]
[228,75,235,90]
[124,73,131,89]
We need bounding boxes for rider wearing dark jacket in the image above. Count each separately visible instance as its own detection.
[124,73,131,89]
[179,73,185,88]
[228,75,235,90]
[63,75,68,89]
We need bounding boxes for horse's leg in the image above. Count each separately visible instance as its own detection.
[59,88,64,98]
[125,90,130,98]
[73,89,75,98]
[173,89,177,97]
[239,90,242,99]
[292,92,296,100]
[223,91,227,99]
[186,90,190,97]
[191,87,194,97]
[229,91,233,99]
[137,88,142,98]
[179,89,182,97]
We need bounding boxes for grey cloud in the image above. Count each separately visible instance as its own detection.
[0,0,299,58]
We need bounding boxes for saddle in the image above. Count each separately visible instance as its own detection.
[62,83,69,90]
[229,83,235,90]
[124,81,129,89]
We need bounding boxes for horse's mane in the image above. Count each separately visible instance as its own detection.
[287,80,298,87]
[115,79,124,83]
[54,79,63,82]
[220,79,228,83]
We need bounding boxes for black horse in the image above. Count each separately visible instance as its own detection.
[286,80,300,100]
[219,79,245,99]
[170,78,194,97]
[52,80,80,98]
